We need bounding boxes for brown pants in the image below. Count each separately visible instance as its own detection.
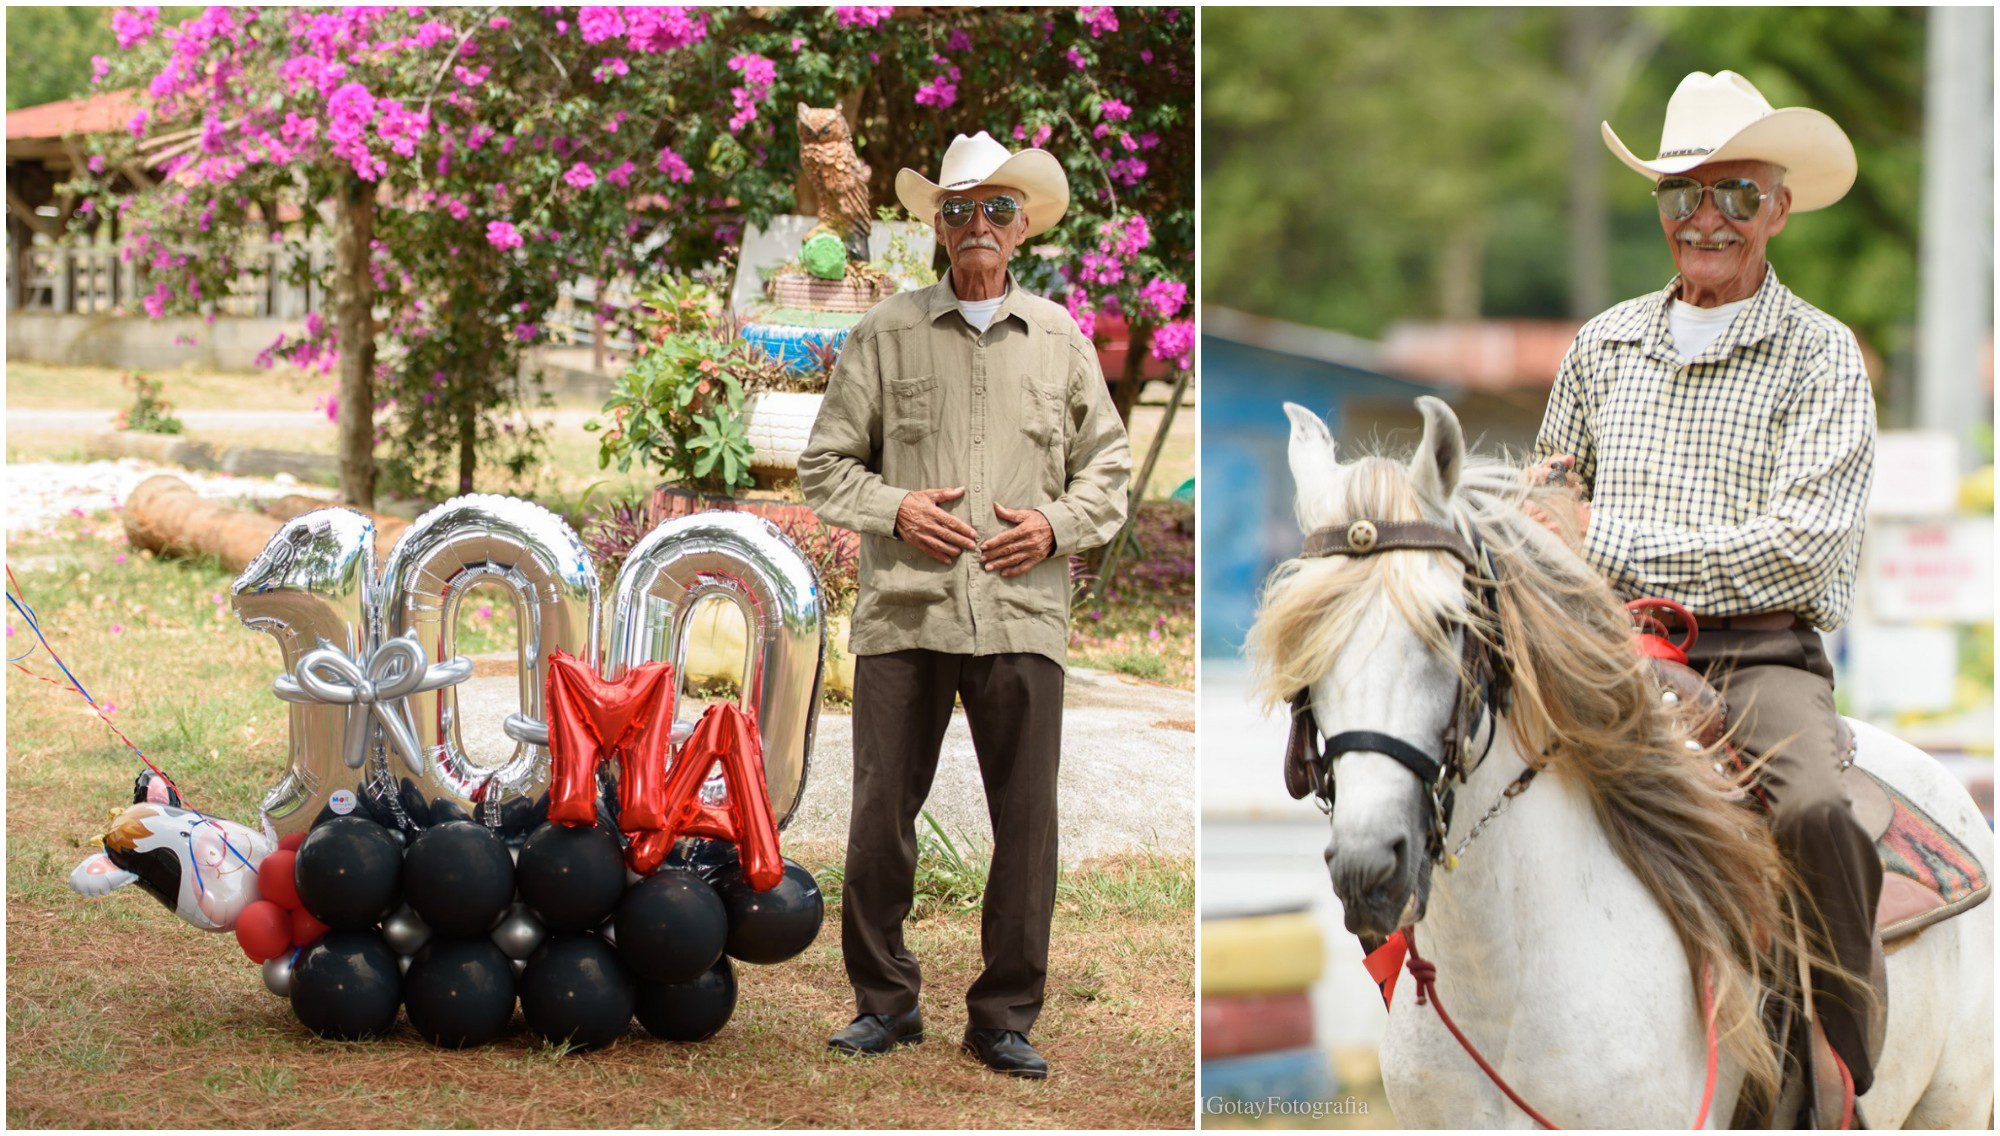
[1687,625,1883,1096]
[843,649,1064,1033]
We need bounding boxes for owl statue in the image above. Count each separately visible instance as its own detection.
[797,103,873,264]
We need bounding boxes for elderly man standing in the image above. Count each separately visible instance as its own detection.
[798,131,1131,1079]
[1531,72,1880,1112]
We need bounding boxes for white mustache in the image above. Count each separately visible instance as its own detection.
[958,235,1001,252]
[1676,227,1742,245]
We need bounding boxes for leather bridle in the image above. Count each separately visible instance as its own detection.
[1283,518,1511,863]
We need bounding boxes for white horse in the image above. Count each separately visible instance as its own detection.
[1247,397,1992,1128]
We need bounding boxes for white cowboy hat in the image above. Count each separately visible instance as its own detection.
[1602,70,1856,213]
[894,131,1070,237]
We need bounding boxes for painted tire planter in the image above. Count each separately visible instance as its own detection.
[742,392,825,473]
[1201,990,1315,1059]
[740,321,850,374]
[1201,1045,1338,1106]
[1200,910,1324,995]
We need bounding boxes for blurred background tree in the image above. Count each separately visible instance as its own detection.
[1203,7,1931,396]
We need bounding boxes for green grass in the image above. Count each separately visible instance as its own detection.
[5,510,1194,1129]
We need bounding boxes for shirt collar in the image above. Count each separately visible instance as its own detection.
[926,271,1030,332]
[1603,264,1791,363]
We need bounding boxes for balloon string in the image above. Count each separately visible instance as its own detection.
[7,565,256,874]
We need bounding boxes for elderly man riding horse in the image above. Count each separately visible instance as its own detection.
[1529,71,1882,1104]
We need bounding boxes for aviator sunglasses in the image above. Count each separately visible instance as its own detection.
[938,194,1022,229]
[1653,176,1771,223]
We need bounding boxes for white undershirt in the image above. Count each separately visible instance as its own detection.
[958,294,1004,333]
[1667,296,1751,363]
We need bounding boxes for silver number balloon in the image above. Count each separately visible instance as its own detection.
[378,496,600,836]
[233,509,383,837]
[606,512,825,827]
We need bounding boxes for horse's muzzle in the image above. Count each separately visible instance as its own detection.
[1329,835,1423,938]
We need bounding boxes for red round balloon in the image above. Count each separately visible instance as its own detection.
[235,900,292,962]
[290,906,330,949]
[258,849,302,910]
[279,832,307,852]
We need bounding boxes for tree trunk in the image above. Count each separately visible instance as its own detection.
[457,401,478,495]
[1111,322,1152,426]
[1438,227,1485,321]
[1565,9,1612,318]
[332,177,377,509]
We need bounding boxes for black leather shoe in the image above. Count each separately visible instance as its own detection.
[961,1027,1048,1079]
[827,1009,923,1055]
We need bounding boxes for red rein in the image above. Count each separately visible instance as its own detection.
[1372,930,1720,1130]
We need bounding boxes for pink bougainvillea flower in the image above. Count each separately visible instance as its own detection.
[1150,318,1195,370]
[109,624,125,634]
[604,161,636,187]
[834,6,895,27]
[486,220,525,250]
[656,147,694,183]
[1079,6,1120,37]
[1064,46,1089,70]
[1138,278,1188,320]
[563,162,597,189]
[1101,98,1132,122]
[578,6,626,43]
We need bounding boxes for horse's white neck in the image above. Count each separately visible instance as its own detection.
[1384,724,1740,1128]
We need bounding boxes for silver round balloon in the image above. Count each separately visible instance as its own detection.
[378,495,600,836]
[261,952,296,998]
[233,509,386,837]
[597,918,618,949]
[381,904,432,957]
[398,955,413,976]
[510,957,527,978]
[606,512,825,827]
[490,902,546,960]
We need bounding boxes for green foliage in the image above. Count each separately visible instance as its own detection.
[591,333,754,495]
[1203,7,1929,392]
[114,372,183,435]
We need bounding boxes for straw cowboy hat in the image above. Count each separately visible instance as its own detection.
[895,131,1070,237]
[1602,70,1856,212]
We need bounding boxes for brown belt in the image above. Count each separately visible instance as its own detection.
[1692,612,1802,632]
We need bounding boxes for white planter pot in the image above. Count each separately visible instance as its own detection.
[743,391,825,471]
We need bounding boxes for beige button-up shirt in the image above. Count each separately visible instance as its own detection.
[1534,267,1875,631]
[799,274,1132,666]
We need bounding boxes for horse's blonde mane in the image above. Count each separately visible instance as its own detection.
[1247,443,1805,1101]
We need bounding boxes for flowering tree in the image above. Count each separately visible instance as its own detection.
[79,6,1192,505]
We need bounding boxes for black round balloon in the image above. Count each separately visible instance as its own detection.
[719,859,825,965]
[515,823,626,933]
[614,869,727,984]
[635,957,737,1043]
[662,837,740,886]
[404,937,517,1048]
[520,935,634,1051]
[291,930,402,1040]
[403,821,515,937]
[294,816,404,930]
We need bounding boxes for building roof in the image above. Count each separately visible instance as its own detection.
[1202,305,1387,374]
[7,89,141,142]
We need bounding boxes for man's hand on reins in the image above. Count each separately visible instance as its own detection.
[1523,455,1591,544]
[896,487,981,563]
[981,504,1055,577]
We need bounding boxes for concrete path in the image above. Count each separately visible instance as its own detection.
[458,665,1196,860]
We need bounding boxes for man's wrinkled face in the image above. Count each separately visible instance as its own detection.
[1658,159,1790,298]
[937,184,1030,275]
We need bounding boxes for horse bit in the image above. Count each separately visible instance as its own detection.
[1281,517,1515,865]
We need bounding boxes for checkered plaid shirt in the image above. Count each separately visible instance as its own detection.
[1533,266,1876,631]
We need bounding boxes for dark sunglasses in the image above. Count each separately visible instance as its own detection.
[939,195,1021,229]
[1653,176,1770,223]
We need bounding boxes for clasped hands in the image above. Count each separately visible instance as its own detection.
[896,487,1052,577]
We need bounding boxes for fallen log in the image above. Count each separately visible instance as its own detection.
[122,475,282,573]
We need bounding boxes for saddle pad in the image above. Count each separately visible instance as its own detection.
[1853,767,1992,942]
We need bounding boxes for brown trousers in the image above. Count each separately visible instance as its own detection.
[843,649,1064,1033]
[1687,625,1883,1096]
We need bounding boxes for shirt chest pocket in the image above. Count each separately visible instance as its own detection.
[887,375,938,444]
[1020,375,1067,448]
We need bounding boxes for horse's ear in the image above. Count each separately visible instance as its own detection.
[1409,396,1465,509]
[1283,402,1341,532]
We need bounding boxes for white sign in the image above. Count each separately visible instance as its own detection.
[1846,621,1960,715]
[1869,431,1961,517]
[1865,517,1994,622]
